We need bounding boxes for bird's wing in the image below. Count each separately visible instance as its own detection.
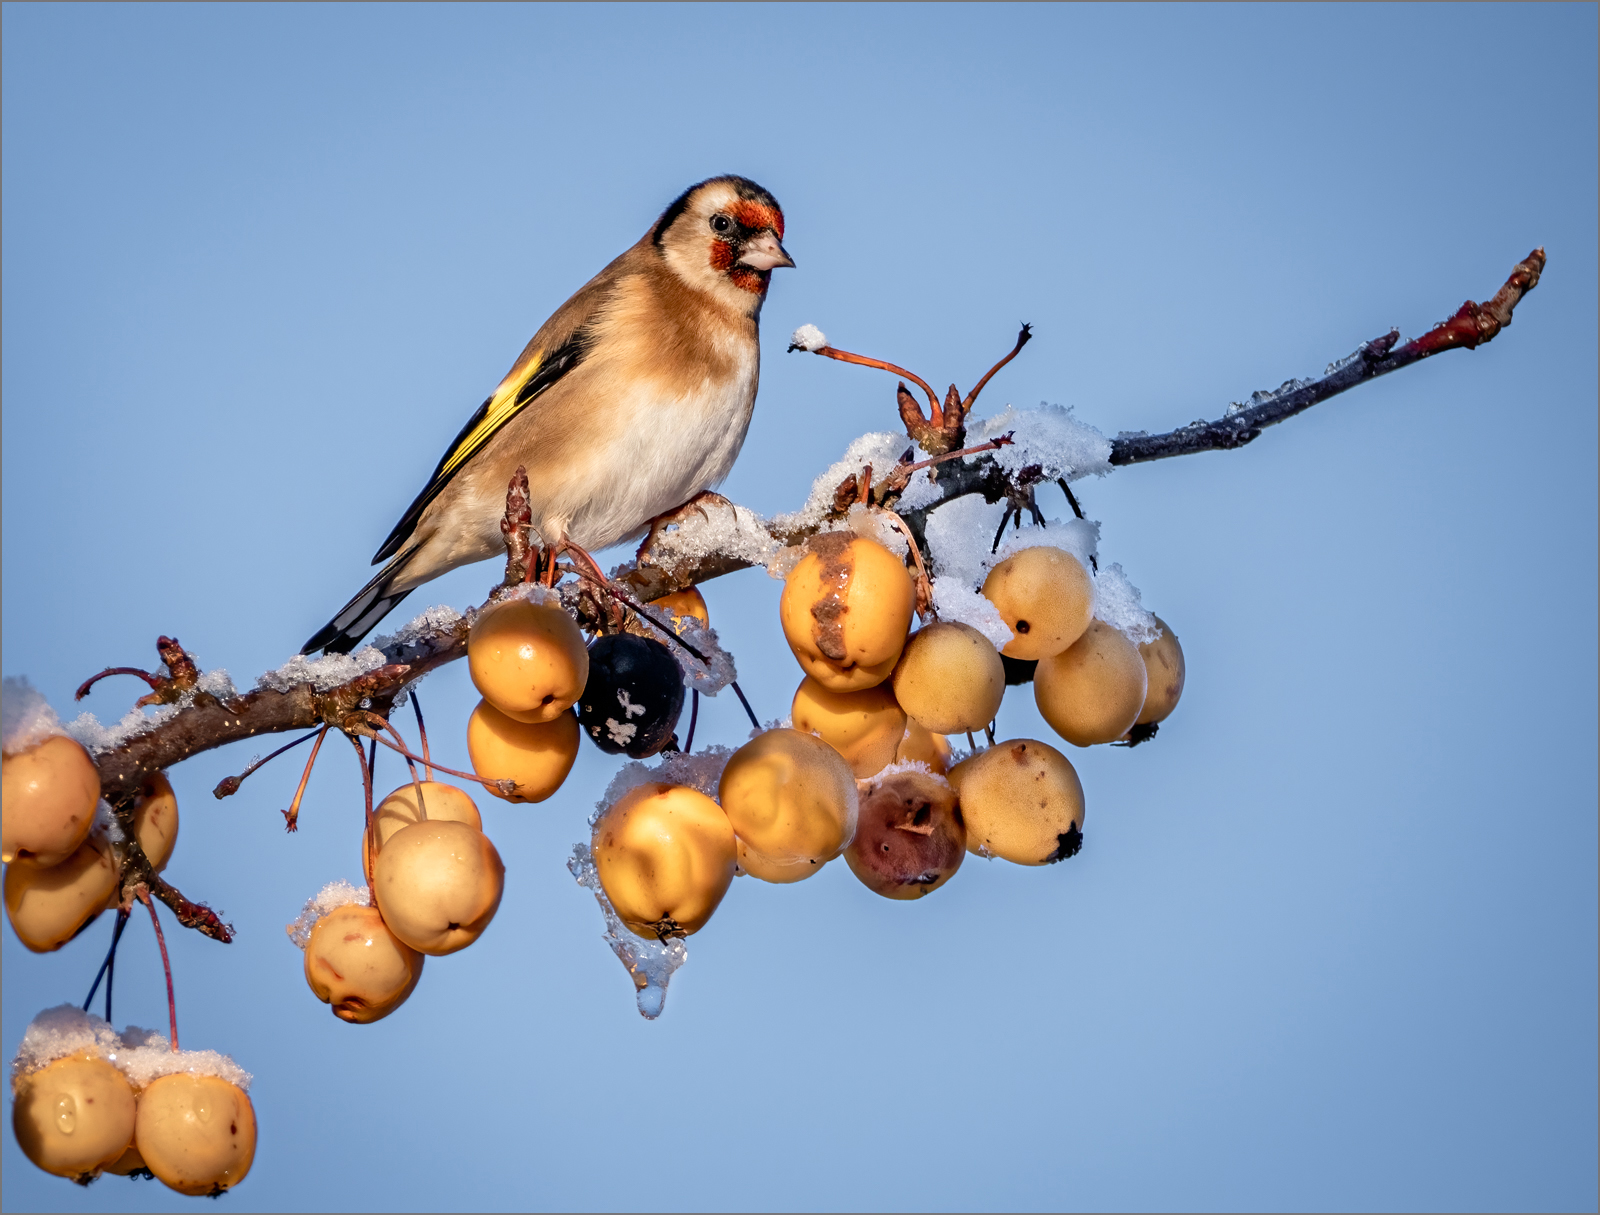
[372,326,593,564]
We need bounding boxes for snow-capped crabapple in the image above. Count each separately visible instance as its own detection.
[648,586,710,628]
[4,839,117,952]
[592,783,735,939]
[981,546,1094,661]
[1,735,101,867]
[1034,620,1149,746]
[1134,616,1186,726]
[735,836,824,884]
[779,533,914,692]
[948,739,1085,864]
[372,820,504,956]
[303,903,424,1023]
[789,676,906,779]
[894,719,952,775]
[466,699,579,802]
[844,769,965,900]
[12,1052,137,1181]
[718,728,858,865]
[134,1072,256,1196]
[891,620,1006,735]
[467,597,589,724]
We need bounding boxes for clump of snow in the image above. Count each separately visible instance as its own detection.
[568,842,686,1020]
[374,604,466,657]
[115,1028,252,1092]
[196,669,237,700]
[2,676,65,756]
[11,1006,123,1082]
[990,515,1100,572]
[592,746,737,827]
[631,607,737,697]
[636,498,782,573]
[285,880,370,949]
[65,702,183,756]
[845,504,911,559]
[923,494,1008,588]
[929,581,1013,650]
[93,799,125,846]
[1092,562,1160,644]
[256,646,387,694]
[970,403,1112,483]
[772,432,923,534]
[787,323,828,352]
[863,759,950,787]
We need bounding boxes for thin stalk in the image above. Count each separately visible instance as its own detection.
[82,908,131,1020]
[685,689,700,753]
[730,681,761,732]
[136,890,178,1051]
[410,689,433,778]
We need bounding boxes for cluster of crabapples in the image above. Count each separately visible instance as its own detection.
[589,529,1186,943]
[297,587,696,1022]
[3,737,255,1195]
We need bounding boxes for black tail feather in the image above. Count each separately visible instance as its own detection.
[302,551,420,655]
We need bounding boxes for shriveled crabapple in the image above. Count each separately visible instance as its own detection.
[372,820,504,956]
[467,596,589,724]
[718,729,858,866]
[12,1052,137,1181]
[890,620,1006,736]
[4,839,117,952]
[779,533,914,692]
[1,735,101,867]
[981,545,1094,661]
[1134,616,1186,726]
[577,633,684,758]
[949,739,1085,865]
[789,676,906,779]
[1035,620,1148,747]
[303,903,424,1024]
[134,1072,256,1196]
[592,783,736,940]
[844,769,965,900]
[466,699,579,802]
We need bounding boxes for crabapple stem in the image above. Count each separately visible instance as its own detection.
[730,681,761,732]
[282,727,330,833]
[807,345,942,422]
[74,666,165,701]
[960,323,1033,413]
[82,907,131,1021]
[362,730,513,796]
[410,688,432,778]
[213,727,324,799]
[685,689,700,754]
[359,712,423,804]
[137,889,179,1051]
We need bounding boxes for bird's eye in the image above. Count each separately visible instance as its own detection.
[710,214,732,234]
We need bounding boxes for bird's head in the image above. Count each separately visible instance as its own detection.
[652,176,793,312]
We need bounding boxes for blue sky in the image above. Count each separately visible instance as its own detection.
[3,4,1596,1211]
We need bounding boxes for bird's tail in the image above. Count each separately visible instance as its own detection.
[301,549,420,655]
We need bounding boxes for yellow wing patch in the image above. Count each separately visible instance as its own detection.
[437,353,543,480]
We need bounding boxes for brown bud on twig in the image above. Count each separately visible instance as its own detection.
[501,465,533,586]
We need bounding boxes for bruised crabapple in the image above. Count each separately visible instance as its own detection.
[894,719,952,775]
[779,533,914,692]
[718,729,858,865]
[844,769,965,900]
[592,783,736,939]
[4,840,117,952]
[1035,620,1148,747]
[303,903,424,1024]
[1134,616,1186,726]
[467,596,589,724]
[577,634,684,758]
[1,735,101,867]
[12,1052,137,1181]
[372,820,504,956]
[948,739,1085,865]
[891,621,1006,736]
[134,1072,256,1196]
[981,546,1094,661]
[789,676,906,779]
[467,699,579,803]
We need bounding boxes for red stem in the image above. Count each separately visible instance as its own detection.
[410,690,433,780]
[812,346,943,423]
[137,889,179,1051]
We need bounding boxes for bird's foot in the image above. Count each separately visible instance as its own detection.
[635,492,735,566]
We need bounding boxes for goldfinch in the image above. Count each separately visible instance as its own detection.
[303,175,793,654]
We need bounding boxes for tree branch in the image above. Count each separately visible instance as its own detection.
[74,246,1545,942]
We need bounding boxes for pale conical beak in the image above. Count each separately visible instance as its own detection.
[738,230,795,271]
